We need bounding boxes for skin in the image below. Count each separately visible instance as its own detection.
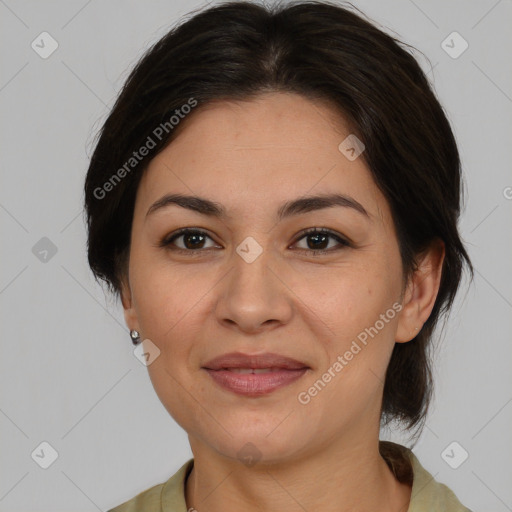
[121,92,444,512]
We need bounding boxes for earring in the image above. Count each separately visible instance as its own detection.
[130,330,141,345]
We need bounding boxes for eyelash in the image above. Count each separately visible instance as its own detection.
[158,227,351,256]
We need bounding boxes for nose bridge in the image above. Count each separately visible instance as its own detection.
[216,238,293,332]
[233,242,272,294]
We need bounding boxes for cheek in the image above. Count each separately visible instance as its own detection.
[130,264,211,428]
[286,255,401,340]
[294,272,401,432]
[131,257,210,337]
[129,258,225,393]
[286,256,402,412]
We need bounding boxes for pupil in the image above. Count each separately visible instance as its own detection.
[185,233,204,249]
[308,233,328,250]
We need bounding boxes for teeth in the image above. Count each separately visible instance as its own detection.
[227,368,277,374]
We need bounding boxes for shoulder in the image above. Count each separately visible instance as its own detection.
[380,441,474,512]
[106,459,194,512]
[107,482,164,512]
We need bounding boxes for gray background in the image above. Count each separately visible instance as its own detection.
[1,0,511,510]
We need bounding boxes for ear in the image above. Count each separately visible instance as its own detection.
[395,239,445,343]
[120,275,139,333]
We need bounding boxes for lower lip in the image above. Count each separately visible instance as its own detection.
[204,368,308,396]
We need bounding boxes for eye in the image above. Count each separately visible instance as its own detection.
[291,228,351,255]
[159,229,220,253]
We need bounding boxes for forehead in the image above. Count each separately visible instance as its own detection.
[136,93,387,223]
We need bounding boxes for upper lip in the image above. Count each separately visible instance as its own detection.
[203,352,309,370]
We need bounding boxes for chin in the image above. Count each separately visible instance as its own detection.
[201,426,313,468]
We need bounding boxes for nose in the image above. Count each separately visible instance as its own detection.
[215,246,294,335]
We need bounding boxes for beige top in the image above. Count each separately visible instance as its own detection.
[107,441,473,511]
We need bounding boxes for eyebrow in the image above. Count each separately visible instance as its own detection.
[145,192,370,221]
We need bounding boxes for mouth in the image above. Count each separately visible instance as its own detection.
[202,352,310,396]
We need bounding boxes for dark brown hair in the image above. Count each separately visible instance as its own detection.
[84,0,473,439]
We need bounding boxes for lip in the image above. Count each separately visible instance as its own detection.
[203,352,308,370]
[202,352,310,397]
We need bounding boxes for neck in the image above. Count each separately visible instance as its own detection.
[185,436,412,512]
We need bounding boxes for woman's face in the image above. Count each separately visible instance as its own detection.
[122,92,416,464]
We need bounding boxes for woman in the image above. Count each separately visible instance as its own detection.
[84,1,474,510]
